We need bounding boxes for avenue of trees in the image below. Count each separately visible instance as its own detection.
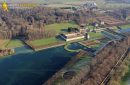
[81,38,130,85]
[108,52,130,85]
[44,36,130,85]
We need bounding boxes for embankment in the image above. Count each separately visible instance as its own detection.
[23,41,65,51]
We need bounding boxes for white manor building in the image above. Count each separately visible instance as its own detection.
[60,33,85,41]
[60,25,90,41]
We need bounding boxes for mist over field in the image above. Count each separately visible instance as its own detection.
[0,0,129,4]
[0,0,88,3]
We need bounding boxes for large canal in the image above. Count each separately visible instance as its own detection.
[0,45,77,85]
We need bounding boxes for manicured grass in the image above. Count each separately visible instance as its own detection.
[0,39,10,49]
[0,39,24,49]
[30,22,78,46]
[29,37,59,46]
[87,25,94,30]
[89,44,101,50]
[120,24,130,29]
[5,40,24,48]
[44,22,77,33]
[88,32,103,39]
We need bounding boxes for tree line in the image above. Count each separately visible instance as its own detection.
[44,36,130,85]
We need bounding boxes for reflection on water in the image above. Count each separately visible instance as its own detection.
[14,45,34,54]
[0,45,76,85]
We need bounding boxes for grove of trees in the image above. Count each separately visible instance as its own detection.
[0,7,97,41]
[43,36,130,85]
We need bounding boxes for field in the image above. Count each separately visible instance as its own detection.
[0,23,78,49]
[88,32,103,39]
[0,40,10,49]
[44,22,77,33]
[0,39,24,49]
[5,40,24,48]
[120,24,130,29]
[28,37,59,46]
[28,22,77,47]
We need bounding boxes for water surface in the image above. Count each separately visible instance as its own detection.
[0,45,76,85]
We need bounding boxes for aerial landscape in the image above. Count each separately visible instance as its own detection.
[1,0,130,85]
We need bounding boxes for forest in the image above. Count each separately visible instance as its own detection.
[0,7,96,41]
[0,6,130,41]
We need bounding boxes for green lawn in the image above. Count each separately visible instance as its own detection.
[44,22,77,33]
[5,40,24,48]
[89,44,101,50]
[28,22,78,46]
[0,39,10,49]
[88,32,103,39]
[120,24,130,29]
[0,39,24,49]
[29,37,59,46]
[87,25,94,30]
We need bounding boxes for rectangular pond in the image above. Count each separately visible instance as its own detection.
[0,45,77,85]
